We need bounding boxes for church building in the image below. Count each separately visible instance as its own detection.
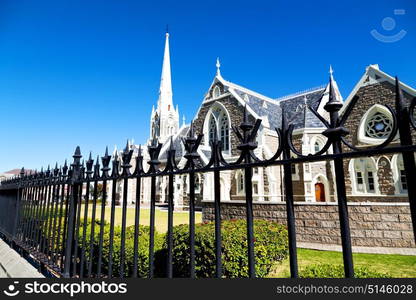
[122,32,415,215]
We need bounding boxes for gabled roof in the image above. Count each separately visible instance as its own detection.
[340,64,416,115]
[203,72,327,130]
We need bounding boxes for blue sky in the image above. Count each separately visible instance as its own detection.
[0,0,415,171]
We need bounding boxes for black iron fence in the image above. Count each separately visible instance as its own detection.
[0,77,415,278]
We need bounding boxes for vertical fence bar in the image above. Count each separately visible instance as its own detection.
[97,147,111,277]
[63,147,82,278]
[40,173,53,255]
[149,175,156,278]
[108,159,118,278]
[50,174,62,264]
[29,182,42,249]
[80,156,93,278]
[27,183,37,245]
[395,78,416,241]
[96,177,107,277]
[166,172,174,278]
[56,168,68,268]
[34,175,46,251]
[36,180,49,254]
[324,78,354,278]
[188,171,196,278]
[44,171,57,258]
[244,165,255,278]
[22,185,33,244]
[120,144,132,278]
[132,175,142,277]
[132,146,143,278]
[87,181,97,277]
[72,181,84,277]
[281,113,299,278]
[213,169,222,278]
[79,182,89,278]
[147,140,161,278]
[12,169,25,244]
[60,181,71,269]
[120,176,129,278]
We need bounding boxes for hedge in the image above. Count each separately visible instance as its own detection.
[155,219,288,278]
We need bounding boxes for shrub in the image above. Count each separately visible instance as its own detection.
[79,220,164,278]
[156,219,288,278]
[300,264,391,278]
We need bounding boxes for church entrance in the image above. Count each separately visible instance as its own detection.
[315,183,326,202]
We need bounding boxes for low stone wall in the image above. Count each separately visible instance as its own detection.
[202,201,415,248]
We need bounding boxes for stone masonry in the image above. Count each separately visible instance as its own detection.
[202,201,415,248]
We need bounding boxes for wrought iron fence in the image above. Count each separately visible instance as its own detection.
[0,77,415,278]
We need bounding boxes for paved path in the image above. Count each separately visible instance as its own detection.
[0,239,44,278]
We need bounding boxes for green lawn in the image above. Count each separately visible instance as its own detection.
[80,205,202,233]
[269,248,416,278]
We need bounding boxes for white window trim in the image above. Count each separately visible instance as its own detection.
[358,104,396,145]
[391,154,408,195]
[348,158,380,195]
[202,101,232,156]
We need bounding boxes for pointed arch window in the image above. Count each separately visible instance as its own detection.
[213,86,221,98]
[237,172,245,194]
[220,115,230,151]
[195,175,201,193]
[206,105,230,153]
[352,158,378,194]
[209,117,216,144]
[396,155,407,192]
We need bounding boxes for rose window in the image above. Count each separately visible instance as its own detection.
[365,112,393,139]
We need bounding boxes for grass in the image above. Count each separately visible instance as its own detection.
[79,205,202,233]
[269,248,416,278]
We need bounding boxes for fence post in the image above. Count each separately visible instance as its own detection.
[62,146,82,278]
[395,77,416,242]
[280,112,299,278]
[323,77,354,278]
[12,168,25,243]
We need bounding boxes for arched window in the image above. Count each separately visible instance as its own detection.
[220,115,229,151]
[352,158,378,194]
[237,172,245,194]
[206,104,230,153]
[314,141,321,154]
[209,117,216,144]
[396,155,407,193]
[213,86,221,98]
[195,175,201,193]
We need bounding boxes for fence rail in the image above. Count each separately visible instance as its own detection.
[0,77,415,278]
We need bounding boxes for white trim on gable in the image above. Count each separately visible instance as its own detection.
[340,65,416,115]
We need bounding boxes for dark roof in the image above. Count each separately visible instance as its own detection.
[278,88,326,129]
[233,85,325,130]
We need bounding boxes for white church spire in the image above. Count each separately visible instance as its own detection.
[150,31,179,144]
[158,31,173,111]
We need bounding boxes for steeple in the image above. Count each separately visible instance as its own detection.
[149,31,179,144]
[216,57,221,77]
[158,32,173,111]
[316,65,343,118]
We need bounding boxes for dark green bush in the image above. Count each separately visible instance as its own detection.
[156,219,288,278]
[79,220,164,277]
[300,264,391,278]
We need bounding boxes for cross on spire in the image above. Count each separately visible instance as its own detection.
[216,57,221,76]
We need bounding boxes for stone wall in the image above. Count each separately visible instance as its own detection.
[202,201,415,248]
